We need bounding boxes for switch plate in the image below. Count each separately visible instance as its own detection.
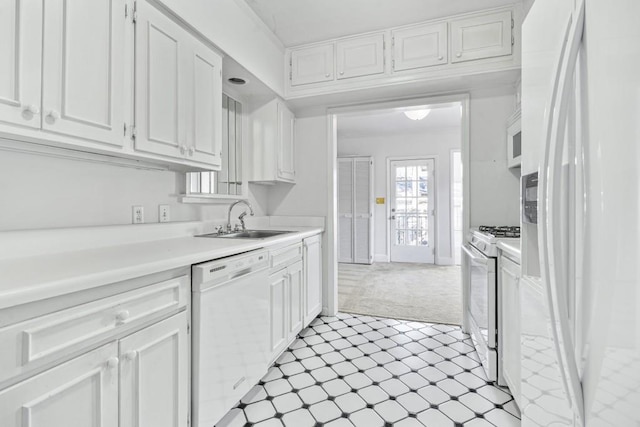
[159,205,170,223]
[132,206,144,224]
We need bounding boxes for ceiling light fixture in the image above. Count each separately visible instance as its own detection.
[404,108,431,121]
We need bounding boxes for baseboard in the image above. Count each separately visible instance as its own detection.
[436,257,455,266]
[374,254,389,263]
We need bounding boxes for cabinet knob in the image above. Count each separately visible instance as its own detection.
[438,56,444,60]
[22,104,39,115]
[325,73,330,78]
[339,71,344,75]
[124,350,138,361]
[188,146,195,156]
[47,110,61,122]
[106,357,120,369]
[116,310,130,323]
[456,52,462,58]
[180,145,187,154]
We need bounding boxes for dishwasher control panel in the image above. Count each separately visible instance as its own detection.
[192,249,269,290]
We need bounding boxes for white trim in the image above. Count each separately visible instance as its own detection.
[327,93,470,316]
[450,148,463,265]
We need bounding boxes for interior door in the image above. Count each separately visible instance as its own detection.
[337,158,354,263]
[41,0,126,147]
[389,159,435,263]
[0,0,42,129]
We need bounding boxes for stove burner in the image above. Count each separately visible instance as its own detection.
[478,225,521,238]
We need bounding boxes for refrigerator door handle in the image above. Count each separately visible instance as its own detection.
[540,0,586,423]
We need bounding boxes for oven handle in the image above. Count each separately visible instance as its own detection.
[462,244,489,265]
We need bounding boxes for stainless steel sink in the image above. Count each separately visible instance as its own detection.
[197,230,293,239]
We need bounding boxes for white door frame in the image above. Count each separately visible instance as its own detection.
[386,156,438,264]
[325,94,470,316]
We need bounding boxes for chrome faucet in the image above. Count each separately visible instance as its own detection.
[227,200,254,231]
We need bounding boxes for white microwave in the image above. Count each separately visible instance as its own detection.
[506,108,522,168]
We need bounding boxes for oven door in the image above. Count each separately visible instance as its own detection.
[462,243,497,380]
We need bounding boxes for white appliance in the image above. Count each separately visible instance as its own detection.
[521,0,640,425]
[463,226,520,383]
[191,250,270,427]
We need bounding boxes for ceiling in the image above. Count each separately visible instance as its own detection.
[244,0,521,47]
[337,102,462,139]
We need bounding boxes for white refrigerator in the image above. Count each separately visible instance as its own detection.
[521,0,639,426]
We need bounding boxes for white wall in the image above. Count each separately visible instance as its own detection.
[337,128,461,264]
[468,86,521,227]
[0,150,268,231]
[157,0,285,96]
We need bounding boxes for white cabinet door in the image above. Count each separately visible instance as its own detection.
[392,22,447,72]
[0,0,42,129]
[187,37,222,168]
[338,157,373,264]
[450,10,512,63]
[338,158,354,263]
[499,255,521,405]
[120,312,189,427]
[269,271,288,361]
[0,342,118,427]
[135,1,186,160]
[287,261,304,338]
[41,0,126,147]
[277,102,295,181]
[290,44,334,86]
[303,235,323,326]
[336,33,385,79]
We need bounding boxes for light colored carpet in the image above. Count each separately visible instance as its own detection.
[338,262,462,325]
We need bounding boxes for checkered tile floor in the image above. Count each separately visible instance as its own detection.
[216,313,520,427]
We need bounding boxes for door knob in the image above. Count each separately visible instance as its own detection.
[47,110,60,122]
[116,310,130,323]
[106,357,120,369]
[124,351,138,361]
[390,215,396,220]
[22,104,39,115]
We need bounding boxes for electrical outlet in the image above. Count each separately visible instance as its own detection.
[159,205,170,223]
[132,206,144,224]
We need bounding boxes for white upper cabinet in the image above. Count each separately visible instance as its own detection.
[392,22,448,72]
[135,0,222,169]
[0,0,42,129]
[450,10,513,63]
[336,33,385,79]
[290,44,334,86]
[41,0,126,147]
[250,99,295,183]
[188,38,223,166]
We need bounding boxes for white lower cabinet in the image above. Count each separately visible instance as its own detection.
[499,252,521,407]
[303,234,323,324]
[0,342,119,427]
[119,312,189,427]
[268,259,303,363]
[0,273,190,427]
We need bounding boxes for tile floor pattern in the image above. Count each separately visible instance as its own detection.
[216,313,520,427]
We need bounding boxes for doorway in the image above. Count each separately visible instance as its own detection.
[329,96,469,324]
[389,158,436,264]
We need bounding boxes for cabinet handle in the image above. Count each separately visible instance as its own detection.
[22,104,39,115]
[456,52,462,58]
[116,310,130,323]
[47,110,60,121]
[106,357,120,369]
[124,350,138,361]
[188,146,195,156]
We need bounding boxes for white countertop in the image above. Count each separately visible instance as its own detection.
[497,239,521,262]
[0,226,323,310]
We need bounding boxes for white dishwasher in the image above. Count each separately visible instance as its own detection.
[191,249,269,427]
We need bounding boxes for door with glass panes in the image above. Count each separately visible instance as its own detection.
[389,159,436,263]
